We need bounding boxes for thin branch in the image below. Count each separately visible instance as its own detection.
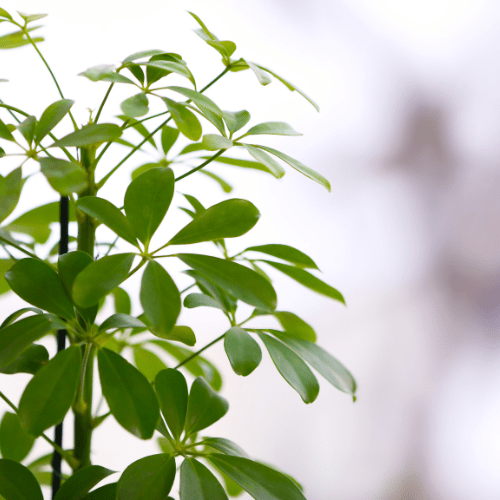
[174,333,225,369]
[175,150,225,182]
[95,83,114,123]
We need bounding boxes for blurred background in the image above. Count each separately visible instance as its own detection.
[1,0,500,498]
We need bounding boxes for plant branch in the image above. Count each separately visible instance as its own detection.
[174,333,225,369]
[175,150,225,182]
[95,83,114,123]
[0,234,42,259]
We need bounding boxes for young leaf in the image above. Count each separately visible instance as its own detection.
[127,63,145,84]
[167,86,223,117]
[244,244,318,269]
[262,260,344,304]
[160,126,179,156]
[54,465,116,500]
[121,93,149,118]
[169,199,259,246]
[99,313,146,332]
[202,134,233,150]
[178,254,277,311]
[0,412,35,462]
[180,458,229,500]
[39,157,88,195]
[51,123,123,148]
[155,368,188,440]
[222,110,250,134]
[207,40,236,61]
[35,99,75,144]
[5,258,75,319]
[133,346,168,382]
[18,345,82,436]
[162,98,202,141]
[17,115,37,144]
[0,118,15,142]
[98,348,159,439]
[124,167,174,246]
[0,167,22,223]
[72,253,135,308]
[243,122,301,137]
[0,343,48,375]
[0,459,43,500]
[247,61,272,85]
[240,144,285,178]
[184,293,226,311]
[140,260,181,337]
[78,65,134,85]
[116,454,176,500]
[185,377,229,436]
[76,197,138,246]
[224,327,262,376]
[274,311,316,342]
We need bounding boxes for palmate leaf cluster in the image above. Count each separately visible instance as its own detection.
[0,8,356,500]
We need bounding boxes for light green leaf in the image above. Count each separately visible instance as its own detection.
[0,343,48,375]
[133,346,168,382]
[78,65,134,85]
[98,348,159,439]
[18,12,47,23]
[167,86,222,117]
[0,412,35,462]
[180,458,229,500]
[130,162,163,180]
[246,61,272,86]
[35,99,74,144]
[243,122,301,137]
[99,313,146,332]
[121,93,149,118]
[160,126,179,156]
[0,459,43,500]
[112,287,131,315]
[245,244,318,269]
[198,170,233,193]
[240,144,285,178]
[51,124,123,148]
[188,12,217,40]
[0,118,15,142]
[39,157,88,195]
[178,142,207,155]
[54,465,116,500]
[0,167,22,223]
[202,155,277,176]
[162,98,202,141]
[17,115,36,144]
[274,311,316,342]
[0,29,44,50]
[222,110,250,134]
[207,40,236,60]
[202,134,233,150]
[184,293,226,311]
[18,345,82,436]
[0,8,13,20]
[224,327,261,376]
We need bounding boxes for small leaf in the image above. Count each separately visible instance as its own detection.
[124,167,175,245]
[51,123,123,148]
[207,40,237,60]
[0,412,35,462]
[184,293,226,311]
[40,157,88,195]
[243,122,301,137]
[19,345,82,436]
[180,458,229,500]
[222,110,250,133]
[0,8,13,20]
[160,126,179,156]
[121,93,149,118]
[78,64,134,84]
[0,343,48,375]
[247,61,272,85]
[202,134,233,150]
[188,12,217,40]
[199,170,233,193]
[145,53,186,86]
[162,98,202,141]
[133,346,168,382]
[224,327,261,376]
[54,465,116,500]
[155,368,188,440]
[0,459,43,500]
[17,115,37,144]
[0,146,5,157]
[98,348,159,439]
[0,167,22,223]
[99,313,146,332]
[18,13,48,23]
[35,99,74,144]
[0,118,15,142]
[274,311,316,342]
[240,144,285,178]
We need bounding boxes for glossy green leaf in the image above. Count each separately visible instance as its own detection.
[17,115,36,144]
[76,197,138,246]
[181,458,229,500]
[224,327,261,376]
[222,110,250,134]
[0,119,15,142]
[145,53,184,86]
[155,368,188,440]
[183,194,205,214]
[72,253,135,308]
[202,134,233,150]
[99,313,146,332]
[257,332,319,403]
[78,65,134,85]
[40,157,88,195]
[0,343,48,375]
[219,469,245,497]
[203,155,278,176]
[82,483,118,500]
[0,412,34,462]
[184,293,226,311]
[160,125,179,156]
[124,167,174,245]
[133,346,168,382]
[245,244,318,269]
[271,334,356,397]
[199,170,233,193]
[112,287,131,315]
[243,122,301,137]
[121,93,149,118]
[19,345,82,436]
[263,260,344,303]
[140,60,193,84]
[51,124,123,148]
[0,167,22,223]
[0,459,43,500]
[185,377,229,435]
[162,98,202,141]
[210,454,306,500]
[240,144,286,179]
[202,437,248,458]
[35,99,74,144]
[54,465,116,500]
[5,258,75,319]
[247,61,272,85]
[274,311,316,342]
[98,348,159,439]
[140,260,180,337]
[178,254,277,311]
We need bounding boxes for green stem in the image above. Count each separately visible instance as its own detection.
[77,148,97,256]
[174,333,225,369]
[0,234,42,259]
[175,149,225,182]
[95,83,114,123]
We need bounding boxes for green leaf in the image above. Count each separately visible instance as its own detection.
[202,134,232,150]
[140,260,180,337]
[121,93,149,118]
[168,87,222,117]
[219,470,245,497]
[0,118,15,142]
[178,254,277,311]
[270,334,356,397]
[35,99,74,144]
[5,258,75,319]
[222,110,250,134]
[178,142,207,155]
[112,287,131,315]
[82,483,118,500]
[99,313,146,332]
[17,115,37,144]
[246,61,272,86]
[1,307,43,327]
[207,40,236,61]
[274,311,316,342]
[198,170,233,193]
[140,60,194,84]
[145,53,186,86]
[116,454,176,500]
[184,293,226,311]
[188,12,217,40]
[239,144,285,178]
[0,343,48,375]
[78,65,134,85]
[0,412,35,462]
[18,345,82,436]
[39,157,88,195]
[243,122,301,137]
[0,29,44,50]
[124,167,174,245]
[160,126,179,156]
[262,260,344,304]
[130,162,163,180]
[72,253,135,308]
[54,465,116,500]
[117,116,155,147]
[224,327,261,376]
[0,146,5,157]
[183,194,205,214]
[18,12,47,23]
[169,199,259,246]
[201,437,248,458]
[123,49,167,63]
[133,346,167,383]
[166,325,196,346]
[76,197,138,246]
[126,63,145,84]
[155,368,188,440]
[0,167,22,223]
[0,459,43,500]
[185,377,229,436]
[203,155,278,176]
[244,244,318,269]
[0,314,59,369]
[180,458,229,500]
[51,124,123,148]
[162,98,202,141]
[0,8,13,20]
[257,332,319,403]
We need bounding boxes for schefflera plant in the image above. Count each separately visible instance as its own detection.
[0,8,357,500]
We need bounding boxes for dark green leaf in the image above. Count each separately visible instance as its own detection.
[35,99,74,144]
[98,348,159,439]
[243,122,301,137]
[0,146,5,157]
[219,469,245,497]
[112,287,131,315]
[202,134,232,150]
[0,459,43,500]
[17,115,36,144]
[78,65,134,85]
[160,126,179,156]
[124,167,174,245]
[51,124,123,148]
[121,93,149,118]
[202,437,248,458]
[224,327,261,376]
[184,293,226,311]
[140,60,194,84]
[145,53,182,86]
[0,167,22,223]
[40,157,88,195]
[99,313,146,332]
[82,483,118,500]
[0,343,48,375]
[180,458,229,500]
[274,311,316,342]
[240,144,285,178]
[19,345,82,436]
[133,346,168,382]
[54,465,116,500]
[244,244,318,269]
[198,170,233,193]
[162,98,202,141]
[183,193,206,214]
[0,118,15,142]
[0,412,35,462]
[222,110,250,134]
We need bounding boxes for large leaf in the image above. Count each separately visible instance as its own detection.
[257,332,319,404]
[82,483,118,500]
[0,167,22,223]
[35,99,74,144]
[240,144,285,178]
[162,98,202,141]
[39,157,88,195]
[0,412,35,462]
[0,459,43,500]
[224,327,261,376]
[0,343,48,375]
[76,197,138,246]
[178,254,277,311]
[155,368,188,440]
[245,244,318,270]
[133,346,168,382]
[5,258,75,319]
[51,123,123,148]
[54,465,116,500]
[18,345,82,436]
[72,253,135,308]
[124,167,174,246]
[243,122,301,137]
[185,377,229,436]
[180,458,229,500]
[140,260,180,337]
[121,93,149,118]
[169,199,259,246]
[98,348,159,439]
[116,454,176,500]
